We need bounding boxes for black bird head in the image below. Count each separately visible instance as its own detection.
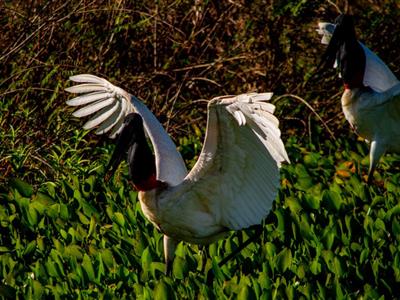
[319,14,366,88]
[104,113,156,189]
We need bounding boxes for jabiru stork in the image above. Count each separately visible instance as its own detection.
[65,74,289,273]
[318,15,400,183]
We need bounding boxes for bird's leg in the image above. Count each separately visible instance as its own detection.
[218,225,262,268]
[206,226,262,284]
[367,141,385,184]
[163,235,178,275]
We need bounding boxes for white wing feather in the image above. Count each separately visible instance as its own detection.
[65,74,187,185]
[317,22,399,92]
[160,93,289,232]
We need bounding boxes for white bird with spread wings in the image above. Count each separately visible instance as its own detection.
[65,74,289,272]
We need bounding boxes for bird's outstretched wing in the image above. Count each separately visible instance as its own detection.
[316,22,399,92]
[65,74,187,185]
[65,74,134,138]
[163,93,289,230]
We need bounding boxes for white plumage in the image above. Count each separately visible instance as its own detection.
[65,74,289,270]
[318,15,400,182]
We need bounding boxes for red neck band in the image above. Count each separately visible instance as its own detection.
[133,174,161,191]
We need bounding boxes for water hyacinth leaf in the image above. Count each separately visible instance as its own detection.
[81,201,99,219]
[303,194,321,210]
[32,280,44,299]
[298,214,314,241]
[294,164,313,190]
[141,247,152,270]
[295,264,306,279]
[45,260,60,278]
[113,212,126,228]
[0,246,10,253]
[101,249,114,269]
[209,243,217,258]
[310,259,321,275]
[392,218,400,239]
[64,245,83,260]
[9,178,33,197]
[275,248,292,273]
[385,204,400,221]
[151,262,165,278]
[374,218,386,231]
[264,242,276,258]
[323,190,343,211]
[322,228,335,250]
[321,250,334,272]
[82,254,95,282]
[211,257,224,282]
[87,215,97,238]
[285,197,302,215]
[153,281,173,300]
[258,270,271,290]
[303,153,319,168]
[50,249,65,276]
[360,248,369,264]
[238,284,257,300]
[77,212,90,225]
[24,240,37,256]
[172,256,189,279]
[126,206,136,225]
[27,204,38,226]
[251,277,261,299]
[334,278,344,299]
[274,209,286,233]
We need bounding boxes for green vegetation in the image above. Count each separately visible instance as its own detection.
[1,1,400,299]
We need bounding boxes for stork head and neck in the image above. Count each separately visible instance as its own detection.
[320,14,366,90]
[104,113,163,191]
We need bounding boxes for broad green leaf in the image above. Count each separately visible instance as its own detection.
[64,245,83,260]
[87,215,97,238]
[153,281,173,300]
[9,178,33,197]
[303,194,321,210]
[24,240,37,256]
[310,259,321,275]
[285,197,302,215]
[32,280,44,299]
[275,248,292,273]
[238,284,257,300]
[172,256,188,279]
[113,212,125,227]
[82,254,95,282]
[141,247,153,270]
[273,209,286,233]
[323,190,343,211]
[211,257,224,282]
[27,204,38,226]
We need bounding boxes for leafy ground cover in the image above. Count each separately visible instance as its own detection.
[1,0,400,299]
[1,135,400,299]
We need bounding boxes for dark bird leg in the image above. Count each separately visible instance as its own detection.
[218,225,262,268]
[206,225,262,284]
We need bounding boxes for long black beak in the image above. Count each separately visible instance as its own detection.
[104,113,143,182]
[317,14,347,72]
